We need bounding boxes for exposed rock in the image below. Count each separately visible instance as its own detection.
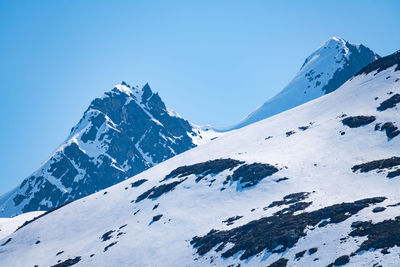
[191,197,384,260]
[372,207,386,213]
[224,163,279,188]
[308,247,318,255]
[349,216,400,253]
[163,159,244,182]
[150,215,163,224]
[356,50,400,75]
[380,122,400,139]
[352,156,400,178]
[286,131,296,137]
[104,241,118,252]
[295,250,306,259]
[267,258,288,267]
[377,94,400,111]
[50,256,81,267]
[131,179,147,188]
[341,116,376,128]
[222,216,243,226]
[135,179,187,203]
[101,230,115,242]
[333,255,350,266]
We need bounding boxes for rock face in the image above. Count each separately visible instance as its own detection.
[0,82,218,217]
[224,37,379,131]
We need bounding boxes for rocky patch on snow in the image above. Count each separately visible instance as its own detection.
[341,116,376,128]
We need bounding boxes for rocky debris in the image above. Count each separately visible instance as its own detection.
[135,179,187,203]
[50,256,81,267]
[341,116,376,128]
[191,197,384,261]
[377,94,400,111]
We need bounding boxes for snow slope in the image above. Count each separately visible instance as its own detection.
[223,37,379,131]
[0,82,220,217]
[0,51,399,267]
[0,211,44,240]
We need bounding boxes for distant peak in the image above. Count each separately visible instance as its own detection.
[327,36,346,42]
[321,36,348,49]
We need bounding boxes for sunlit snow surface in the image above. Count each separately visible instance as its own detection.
[0,211,44,240]
[224,37,379,131]
[0,65,399,266]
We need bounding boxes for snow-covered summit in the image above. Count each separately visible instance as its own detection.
[222,37,379,131]
[0,82,220,217]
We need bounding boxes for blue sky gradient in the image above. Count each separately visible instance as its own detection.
[1,0,399,195]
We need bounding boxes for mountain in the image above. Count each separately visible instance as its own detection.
[1,51,399,266]
[223,37,380,131]
[0,82,219,217]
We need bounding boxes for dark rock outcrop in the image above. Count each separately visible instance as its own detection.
[191,196,384,261]
[342,116,376,128]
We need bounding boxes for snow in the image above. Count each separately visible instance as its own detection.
[221,37,378,131]
[0,61,399,266]
[0,211,44,240]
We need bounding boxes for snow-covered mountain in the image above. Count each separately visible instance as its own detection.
[1,51,399,266]
[224,37,379,131]
[0,82,219,217]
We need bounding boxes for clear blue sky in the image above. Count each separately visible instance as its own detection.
[1,0,399,195]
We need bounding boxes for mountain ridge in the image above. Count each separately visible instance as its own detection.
[220,37,380,131]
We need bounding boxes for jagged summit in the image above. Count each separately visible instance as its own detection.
[0,82,219,217]
[221,37,379,131]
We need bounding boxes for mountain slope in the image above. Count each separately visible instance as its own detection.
[1,51,399,267]
[0,211,44,240]
[224,37,379,131]
[0,82,219,217]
